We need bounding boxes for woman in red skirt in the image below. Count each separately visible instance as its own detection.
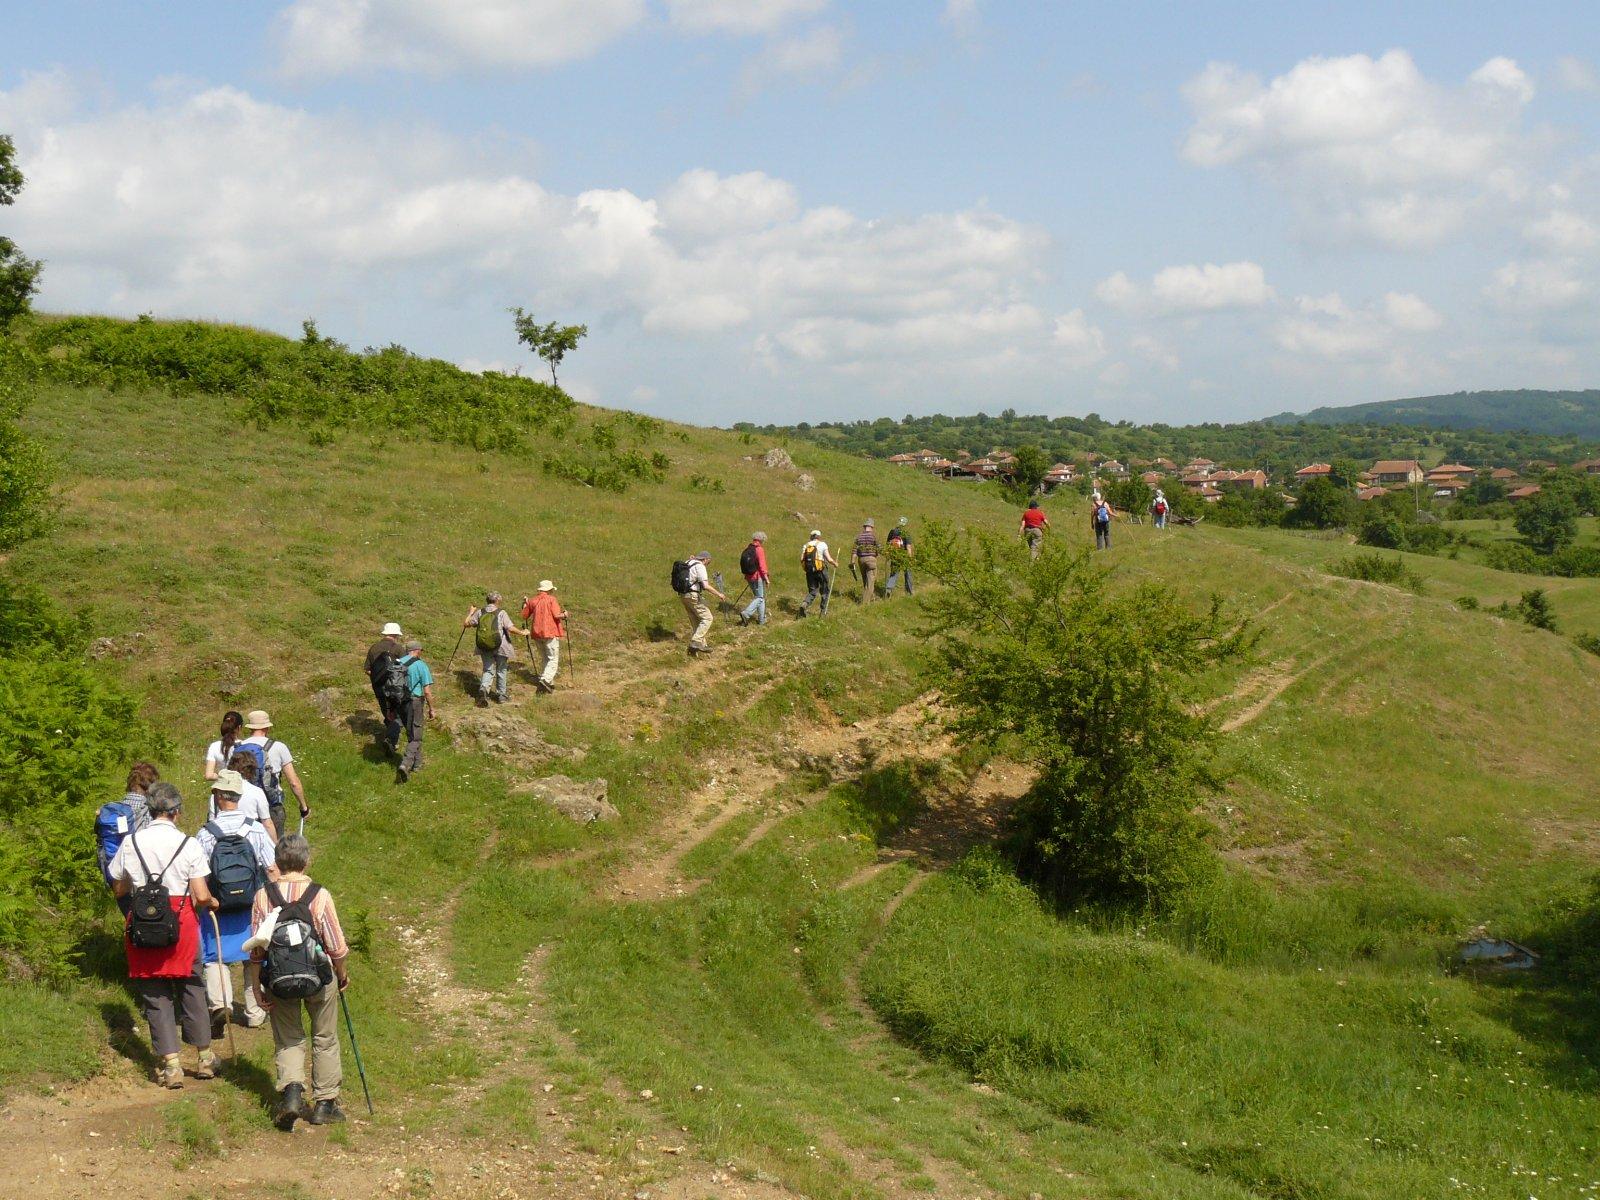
[109,782,220,1088]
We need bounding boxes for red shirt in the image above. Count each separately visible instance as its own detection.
[1021,508,1048,529]
[745,541,769,582]
[523,592,566,639]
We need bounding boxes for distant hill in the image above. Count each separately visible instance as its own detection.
[1272,389,1600,438]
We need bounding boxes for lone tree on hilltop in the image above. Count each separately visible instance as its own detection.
[511,307,587,389]
[0,134,44,330]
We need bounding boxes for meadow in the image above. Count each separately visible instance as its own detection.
[3,317,1598,1199]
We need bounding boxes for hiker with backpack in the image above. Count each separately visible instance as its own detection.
[464,592,529,705]
[364,622,406,754]
[97,762,161,915]
[1151,489,1169,529]
[521,581,567,692]
[108,782,219,1088]
[883,518,914,597]
[240,711,308,837]
[798,530,836,617]
[397,638,435,781]
[737,533,770,627]
[852,521,881,604]
[204,712,245,781]
[1093,495,1115,550]
[198,771,276,1033]
[672,551,724,656]
[248,834,352,1129]
[210,751,277,840]
[1020,499,1050,560]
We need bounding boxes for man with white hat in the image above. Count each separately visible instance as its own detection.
[198,771,276,1031]
[680,552,725,655]
[364,621,406,754]
[521,581,568,693]
[798,529,836,617]
[241,711,308,836]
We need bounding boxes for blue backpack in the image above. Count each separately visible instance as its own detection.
[232,741,284,810]
[94,798,144,886]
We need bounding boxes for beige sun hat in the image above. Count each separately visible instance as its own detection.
[244,709,272,730]
[381,621,403,637]
[538,580,556,592]
[211,770,244,796]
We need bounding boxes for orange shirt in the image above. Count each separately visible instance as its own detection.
[524,591,566,640]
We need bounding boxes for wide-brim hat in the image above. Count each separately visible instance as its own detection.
[381,621,403,636]
[809,529,822,538]
[538,580,556,592]
[211,770,244,796]
[245,709,272,729]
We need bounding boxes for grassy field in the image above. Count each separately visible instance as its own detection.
[6,343,1600,1198]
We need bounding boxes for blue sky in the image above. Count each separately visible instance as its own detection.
[3,2,1599,425]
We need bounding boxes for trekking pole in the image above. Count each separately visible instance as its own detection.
[206,909,239,1064]
[339,990,376,1116]
[563,627,575,685]
[445,607,475,672]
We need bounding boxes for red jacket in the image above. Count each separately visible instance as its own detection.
[745,541,769,583]
[523,592,566,640]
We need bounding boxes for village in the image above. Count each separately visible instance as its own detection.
[886,447,1600,504]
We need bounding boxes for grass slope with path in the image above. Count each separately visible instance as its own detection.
[3,327,1599,1200]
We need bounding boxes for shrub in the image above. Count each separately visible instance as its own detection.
[1517,588,1557,631]
[1513,488,1579,554]
[1575,632,1600,657]
[1356,509,1405,549]
[1455,595,1479,610]
[919,527,1249,909]
[1329,553,1423,593]
[1483,542,1546,574]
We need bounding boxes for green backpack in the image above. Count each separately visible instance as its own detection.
[475,609,502,652]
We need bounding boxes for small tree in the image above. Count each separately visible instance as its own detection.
[1288,476,1355,530]
[510,307,587,389]
[0,134,44,330]
[1104,477,1153,516]
[919,526,1250,908]
[1007,444,1049,498]
[1517,588,1558,631]
[1514,489,1579,555]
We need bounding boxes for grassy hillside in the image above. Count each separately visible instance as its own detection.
[4,318,1599,1200]
[1277,388,1600,439]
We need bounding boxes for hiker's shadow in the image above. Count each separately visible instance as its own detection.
[221,1044,278,1105]
[101,999,158,1074]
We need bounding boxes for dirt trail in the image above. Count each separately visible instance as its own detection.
[1216,652,1333,733]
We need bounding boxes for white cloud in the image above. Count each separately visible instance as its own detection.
[667,0,826,34]
[1484,260,1589,311]
[1182,50,1537,248]
[1524,209,1600,254]
[0,75,1090,386]
[1096,261,1273,315]
[1274,289,1443,362]
[1130,333,1179,370]
[276,0,648,75]
[737,24,844,94]
[942,0,979,32]
[1555,55,1600,93]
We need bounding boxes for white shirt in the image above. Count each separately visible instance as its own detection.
[242,733,294,778]
[209,781,272,827]
[109,820,209,898]
[204,739,239,776]
[686,559,710,591]
[804,539,830,568]
[197,809,276,870]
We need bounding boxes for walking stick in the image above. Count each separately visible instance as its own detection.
[563,625,575,685]
[446,606,476,672]
[339,990,376,1116]
[206,910,239,1064]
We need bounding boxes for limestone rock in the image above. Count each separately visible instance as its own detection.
[795,473,816,492]
[516,775,617,824]
[434,706,587,765]
[761,447,794,470]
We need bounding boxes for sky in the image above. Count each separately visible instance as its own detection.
[3,2,1599,427]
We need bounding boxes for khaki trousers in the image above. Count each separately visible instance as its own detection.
[681,592,713,648]
[269,980,343,1101]
[538,636,561,684]
[204,959,266,1024]
[857,556,877,603]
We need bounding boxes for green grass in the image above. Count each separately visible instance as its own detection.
[8,338,1600,1198]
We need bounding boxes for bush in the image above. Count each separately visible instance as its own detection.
[1328,553,1423,593]
[1513,489,1579,554]
[1517,588,1557,631]
[1484,542,1546,574]
[919,527,1248,909]
[1356,509,1405,549]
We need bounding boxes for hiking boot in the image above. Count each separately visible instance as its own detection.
[688,643,712,656]
[275,1083,309,1131]
[396,764,409,783]
[535,678,554,694]
[193,1050,218,1080]
[209,1007,227,1039]
[157,1054,184,1089]
[476,695,490,708]
[736,614,748,627]
[308,1098,346,1126]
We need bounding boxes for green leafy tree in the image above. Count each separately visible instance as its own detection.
[0,134,44,330]
[1287,476,1356,529]
[919,526,1250,908]
[1514,488,1579,554]
[1517,587,1557,631]
[510,307,588,389]
[1007,444,1049,498]
[1328,458,1363,491]
[1104,477,1154,516]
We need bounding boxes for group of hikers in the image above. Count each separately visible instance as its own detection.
[95,715,355,1131]
[670,520,915,654]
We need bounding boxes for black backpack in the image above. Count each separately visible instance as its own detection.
[671,560,695,595]
[739,544,760,576]
[204,821,264,911]
[125,834,190,949]
[371,651,410,708]
[263,880,334,999]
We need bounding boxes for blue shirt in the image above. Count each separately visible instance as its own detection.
[404,656,434,697]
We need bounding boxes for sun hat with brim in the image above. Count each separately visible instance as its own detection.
[245,709,272,729]
[538,580,556,592]
[809,529,822,538]
[382,621,403,637]
[211,770,245,796]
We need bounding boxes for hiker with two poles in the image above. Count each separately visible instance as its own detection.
[520,580,569,692]
[736,533,770,627]
[462,592,530,705]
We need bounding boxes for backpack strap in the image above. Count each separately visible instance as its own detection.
[265,878,287,909]
[204,821,224,841]
[157,835,193,911]
[128,829,154,881]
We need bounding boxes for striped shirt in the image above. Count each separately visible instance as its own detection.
[250,876,350,963]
